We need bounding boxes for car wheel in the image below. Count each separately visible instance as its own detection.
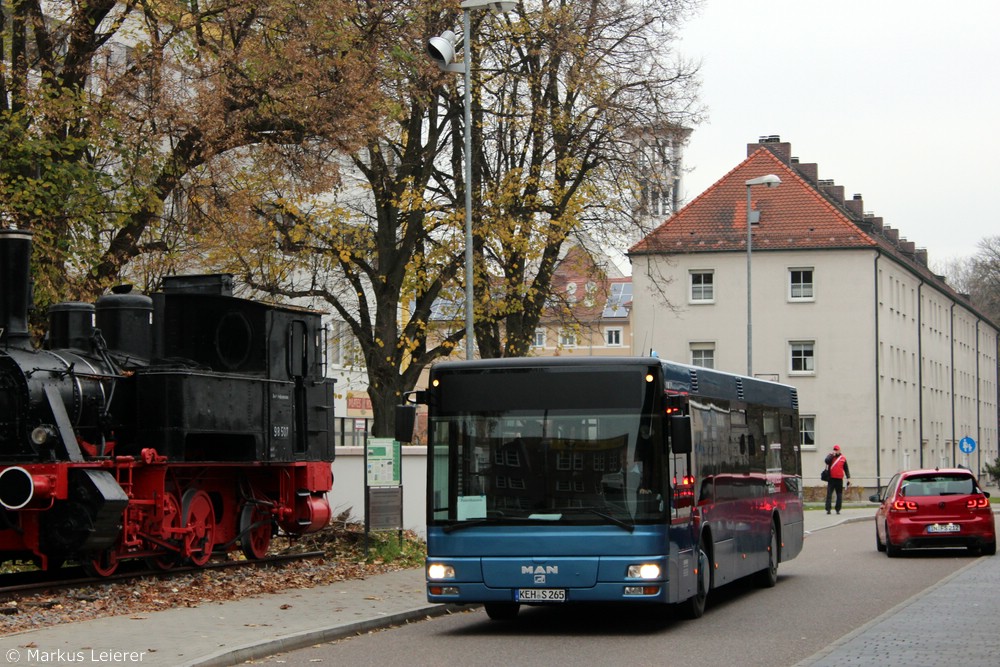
[484,603,520,621]
[981,540,996,556]
[875,524,886,552]
[884,522,902,557]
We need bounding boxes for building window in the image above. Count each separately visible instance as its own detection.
[790,268,814,300]
[556,452,584,471]
[605,327,623,347]
[329,318,368,367]
[790,341,815,373]
[690,270,714,303]
[800,415,816,450]
[690,342,715,368]
[559,329,577,348]
[533,329,546,348]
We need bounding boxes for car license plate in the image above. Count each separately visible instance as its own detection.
[517,588,566,602]
[926,523,960,533]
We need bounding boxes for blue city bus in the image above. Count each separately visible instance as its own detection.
[396,356,803,620]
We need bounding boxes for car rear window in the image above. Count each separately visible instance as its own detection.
[900,475,976,497]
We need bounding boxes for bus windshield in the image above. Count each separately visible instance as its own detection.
[428,366,667,527]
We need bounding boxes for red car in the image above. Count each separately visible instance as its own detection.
[869,468,996,557]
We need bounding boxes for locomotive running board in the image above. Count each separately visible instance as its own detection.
[44,384,85,462]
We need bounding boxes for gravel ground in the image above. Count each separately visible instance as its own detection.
[0,523,424,636]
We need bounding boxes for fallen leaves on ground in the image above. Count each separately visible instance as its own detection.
[0,522,424,636]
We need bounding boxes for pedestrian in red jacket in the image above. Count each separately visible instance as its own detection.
[824,444,851,514]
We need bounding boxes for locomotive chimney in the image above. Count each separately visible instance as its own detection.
[0,229,34,350]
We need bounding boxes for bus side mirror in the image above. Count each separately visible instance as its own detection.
[670,415,692,454]
[394,404,417,443]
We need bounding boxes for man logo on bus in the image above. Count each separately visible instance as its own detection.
[522,565,558,575]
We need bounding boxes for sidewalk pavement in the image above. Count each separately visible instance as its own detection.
[3,505,997,667]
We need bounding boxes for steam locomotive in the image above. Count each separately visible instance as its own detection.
[0,229,335,575]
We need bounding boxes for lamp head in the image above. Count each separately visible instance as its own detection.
[427,30,460,68]
[745,174,781,188]
[461,0,517,11]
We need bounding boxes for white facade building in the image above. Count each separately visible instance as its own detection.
[630,137,998,491]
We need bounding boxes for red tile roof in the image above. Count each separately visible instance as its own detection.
[627,140,997,326]
[629,148,878,255]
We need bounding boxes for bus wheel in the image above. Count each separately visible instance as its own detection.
[680,537,711,619]
[756,520,779,588]
[484,603,520,621]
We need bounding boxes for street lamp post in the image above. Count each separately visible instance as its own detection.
[744,174,781,377]
[427,1,514,360]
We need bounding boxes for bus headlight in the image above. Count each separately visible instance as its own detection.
[427,563,455,580]
[627,563,661,579]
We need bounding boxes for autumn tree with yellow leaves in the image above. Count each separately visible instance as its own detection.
[1,0,700,437]
[201,1,701,436]
[0,0,395,315]
[470,0,701,357]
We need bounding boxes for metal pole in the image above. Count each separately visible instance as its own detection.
[746,184,752,377]
[463,8,474,360]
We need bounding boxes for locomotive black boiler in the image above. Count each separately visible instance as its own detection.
[0,229,335,574]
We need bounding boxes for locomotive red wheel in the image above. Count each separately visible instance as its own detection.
[181,489,216,566]
[239,502,273,560]
[148,554,178,570]
[83,548,119,577]
[147,492,182,570]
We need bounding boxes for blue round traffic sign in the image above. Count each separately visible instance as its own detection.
[959,437,976,454]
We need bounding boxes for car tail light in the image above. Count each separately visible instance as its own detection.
[966,497,990,510]
[891,500,918,512]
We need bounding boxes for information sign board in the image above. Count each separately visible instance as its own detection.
[367,437,401,486]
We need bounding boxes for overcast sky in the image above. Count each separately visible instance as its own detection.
[675,0,998,267]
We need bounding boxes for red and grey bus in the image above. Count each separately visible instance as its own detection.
[397,356,803,619]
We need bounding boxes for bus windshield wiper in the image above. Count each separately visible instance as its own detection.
[440,508,634,533]
[441,515,543,533]
[559,506,635,532]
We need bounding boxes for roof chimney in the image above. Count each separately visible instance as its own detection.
[748,135,791,163]
[0,229,34,350]
[794,162,818,183]
[819,181,845,204]
[845,194,864,218]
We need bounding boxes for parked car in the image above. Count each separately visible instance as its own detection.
[869,468,996,557]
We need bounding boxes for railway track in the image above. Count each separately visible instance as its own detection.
[0,550,325,601]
